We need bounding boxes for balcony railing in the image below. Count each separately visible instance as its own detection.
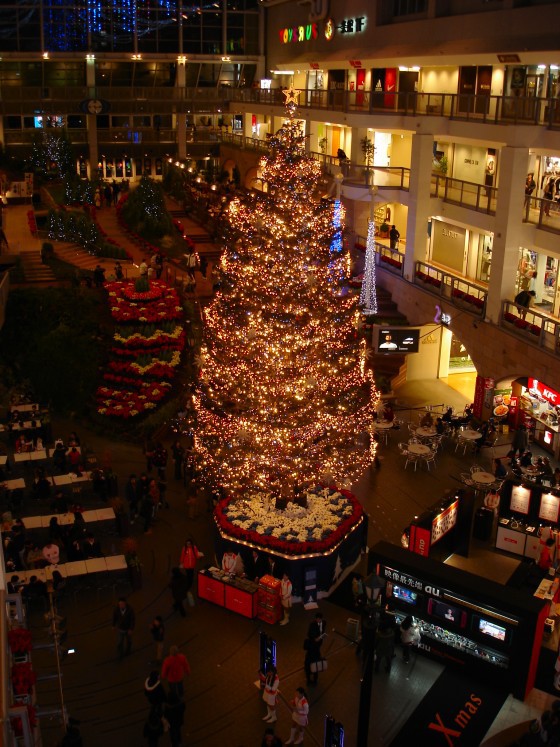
[431,174,497,215]
[523,195,560,237]
[354,235,405,278]
[228,88,560,130]
[501,300,560,355]
[414,261,487,315]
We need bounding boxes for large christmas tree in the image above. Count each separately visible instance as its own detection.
[194,90,377,499]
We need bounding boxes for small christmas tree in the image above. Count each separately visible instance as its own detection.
[194,89,378,498]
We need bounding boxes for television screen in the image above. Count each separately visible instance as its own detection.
[428,599,464,626]
[478,618,506,642]
[374,327,420,354]
[392,585,417,605]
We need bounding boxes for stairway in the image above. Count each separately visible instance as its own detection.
[367,286,410,389]
[19,251,57,284]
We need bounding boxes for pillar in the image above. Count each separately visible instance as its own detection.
[403,133,434,281]
[485,146,529,322]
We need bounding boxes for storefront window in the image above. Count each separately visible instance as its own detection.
[448,333,475,374]
[477,234,492,282]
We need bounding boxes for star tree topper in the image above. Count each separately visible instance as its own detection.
[283,87,300,112]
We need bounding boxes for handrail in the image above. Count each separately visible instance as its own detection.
[431,174,497,215]
[414,260,487,315]
[501,300,560,355]
[523,195,560,237]
[354,234,405,278]
[227,88,560,130]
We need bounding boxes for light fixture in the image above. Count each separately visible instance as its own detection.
[222,56,231,62]
[271,70,294,75]
[86,54,95,61]
[551,65,559,71]
[177,55,187,64]
[132,54,142,60]
[42,52,49,59]
[537,64,546,70]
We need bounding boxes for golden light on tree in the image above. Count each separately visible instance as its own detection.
[194,99,378,499]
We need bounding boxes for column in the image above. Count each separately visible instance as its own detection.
[485,146,528,322]
[86,58,98,178]
[403,132,434,281]
[176,61,187,160]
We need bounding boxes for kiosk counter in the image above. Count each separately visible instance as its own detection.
[371,541,548,700]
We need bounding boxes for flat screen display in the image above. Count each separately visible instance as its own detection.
[374,327,420,354]
[392,585,417,605]
[428,599,465,627]
[478,618,506,642]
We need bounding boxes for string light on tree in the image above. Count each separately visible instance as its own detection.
[359,220,378,315]
[194,94,378,501]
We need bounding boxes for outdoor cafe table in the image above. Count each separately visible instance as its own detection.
[471,471,496,485]
[374,420,394,430]
[47,446,82,458]
[407,443,432,456]
[460,429,481,441]
[85,558,108,574]
[21,508,115,530]
[0,421,42,432]
[416,426,437,439]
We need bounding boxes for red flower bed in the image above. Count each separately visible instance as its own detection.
[97,279,184,417]
[11,662,36,695]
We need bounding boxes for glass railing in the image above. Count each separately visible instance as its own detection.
[523,195,560,236]
[431,174,497,215]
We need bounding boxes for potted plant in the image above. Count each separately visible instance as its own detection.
[378,221,389,238]
[318,137,327,154]
[361,136,375,184]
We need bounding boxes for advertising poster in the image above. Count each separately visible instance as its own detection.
[510,484,531,515]
[539,493,560,524]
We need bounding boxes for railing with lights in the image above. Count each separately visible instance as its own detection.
[354,234,404,277]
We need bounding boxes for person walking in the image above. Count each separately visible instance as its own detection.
[400,614,420,664]
[285,687,309,745]
[304,611,327,685]
[280,572,292,626]
[389,224,400,249]
[112,597,135,659]
[510,423,529,462]
[163,692,185,747]
[169,567,189,617]
[514,289,535,318]
[544,176,555,216]
[171,440,185,481]
[149,615,165,663]
[374,616,395,673]
[179,538,200,593]
[161,645,191,699]
[262,665,280,723]
[144,670,166,710]
[143,705,164,747]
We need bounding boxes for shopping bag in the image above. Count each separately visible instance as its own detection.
[310,659,328,673]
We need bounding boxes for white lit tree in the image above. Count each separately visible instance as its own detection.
[359,220,378,315]
[194,90,377,498]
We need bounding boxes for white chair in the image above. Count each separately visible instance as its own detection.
[405,452,420,471]
[455,436,469,455]
[398,442,409,456]
[460,473,474,486]
[470,465,483,474]
[409,437,420,444]
[374,429,389,446]
[423,451,437,471]
[408,424,418,435]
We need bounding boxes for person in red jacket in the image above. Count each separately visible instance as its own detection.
[161,645,191,698]
[179,538,201,592]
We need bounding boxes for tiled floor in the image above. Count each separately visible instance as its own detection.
[17,378,558,747]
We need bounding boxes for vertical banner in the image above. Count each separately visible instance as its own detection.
[473,374,486,419]
[384,68,397,108]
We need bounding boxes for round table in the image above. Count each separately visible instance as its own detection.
[460,429,481,441]
[416,426,437,438]
[407,443,431,456]
[471,471,496,485]
[374,420,394,430]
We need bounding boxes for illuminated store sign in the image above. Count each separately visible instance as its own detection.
[279,23,318,44]
[279,15,366,44]
[431,500,459,544]
[528,377,559,406]
[337,16,366,34]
